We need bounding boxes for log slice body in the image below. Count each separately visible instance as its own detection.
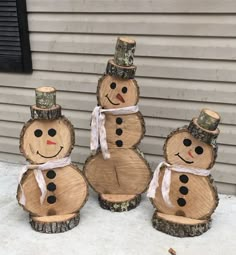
[84,149,151,195]
[105,112,145,149]
[17,164,88,216]
[152,168,218,219]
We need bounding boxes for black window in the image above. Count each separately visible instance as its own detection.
[0,0,32,73]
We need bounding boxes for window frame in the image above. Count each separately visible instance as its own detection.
[0,0,32,73]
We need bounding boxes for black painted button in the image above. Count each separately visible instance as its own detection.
[179,174,189,184]
[47,195,56,204]
[116,140,123,147]
[179,186,188,195]
[116,117,123,125]
[47,182,56,192]
[177,198,186,207]
[116,128,123,136]
[46,170,56,179]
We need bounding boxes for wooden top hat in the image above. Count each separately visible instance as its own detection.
[187,109,220,144]
[30,86,62,120]
[106,37,137,79]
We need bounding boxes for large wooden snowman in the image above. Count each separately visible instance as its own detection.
[147,109,220,237]
[17,87,88,233]
[84,37,151,212]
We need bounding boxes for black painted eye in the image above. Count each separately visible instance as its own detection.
[34,129,43,138]
[122,87,128,94]
[195,146,203,155]
[110,82,116,89]
[183,139,192,147]
[48,128,56,137]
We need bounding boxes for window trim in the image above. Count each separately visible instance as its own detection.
[16,0,32,73]
[0,0,32,73]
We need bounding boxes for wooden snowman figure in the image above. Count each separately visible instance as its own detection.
[147,109,220,237]
[84,37,151,212]
[17,87,88,233]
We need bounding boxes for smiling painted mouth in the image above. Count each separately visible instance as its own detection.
[105,94,120,105]
[175,153,194,164]
[37,146,63,159]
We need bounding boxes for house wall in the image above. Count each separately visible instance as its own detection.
[0,0,235,194]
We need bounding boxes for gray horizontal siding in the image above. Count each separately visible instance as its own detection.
[0,72,236,104]
[0,0,235,195]
[28,13,236,37]
[26,0,236,13]
[30,33,236,60]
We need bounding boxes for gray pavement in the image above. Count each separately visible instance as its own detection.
[0,161,235,255]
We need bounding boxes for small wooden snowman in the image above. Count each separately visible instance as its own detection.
[17,87,88,233]
[84,37,151,212]
[147,109,220,237]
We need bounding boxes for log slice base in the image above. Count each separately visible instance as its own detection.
[30,213,80,233]
[152,211,211,237]
[98,194,141,212]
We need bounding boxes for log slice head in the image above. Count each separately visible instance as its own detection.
[164,127,217,169]
[20,116,75,164]
[97,75,139,109]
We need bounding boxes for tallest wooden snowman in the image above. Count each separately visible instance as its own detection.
[84,37,151,212]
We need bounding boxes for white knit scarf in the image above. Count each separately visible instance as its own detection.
[18,156,71,206]
[90,105,139,159]
[147,161,210,207]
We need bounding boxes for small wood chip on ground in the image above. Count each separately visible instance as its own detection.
[168,248,176,255]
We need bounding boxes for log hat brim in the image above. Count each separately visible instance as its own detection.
[187,109,220,145]
[31,86,62,120]
[106,37,137,79]
[106,59,136,79]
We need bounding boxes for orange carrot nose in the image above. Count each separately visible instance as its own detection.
[188,150,194,158]
[116,93,125,103]
[47,140,56,145]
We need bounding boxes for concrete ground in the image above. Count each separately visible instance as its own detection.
[0,161,235,255]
